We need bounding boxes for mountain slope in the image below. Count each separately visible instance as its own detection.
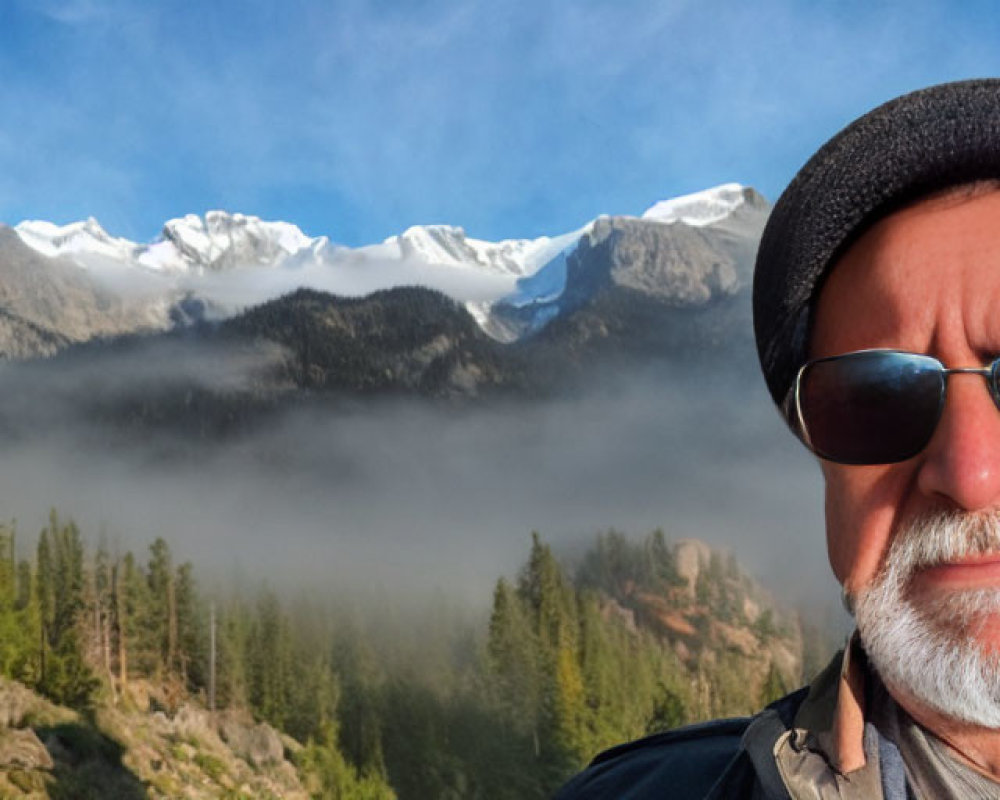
[0,226,166,358]
[220,286,522,397]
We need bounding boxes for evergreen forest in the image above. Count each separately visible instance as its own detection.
[0,512,833,798]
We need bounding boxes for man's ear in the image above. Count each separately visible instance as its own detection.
[841,585,855,617]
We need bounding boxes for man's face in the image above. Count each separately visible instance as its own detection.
[813,189,1000,609]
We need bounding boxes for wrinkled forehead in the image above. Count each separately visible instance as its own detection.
[810,185,1000,360]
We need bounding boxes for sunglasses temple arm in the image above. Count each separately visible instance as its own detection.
[780,384,806,439]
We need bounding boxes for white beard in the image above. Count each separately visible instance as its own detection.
[853,510,1000,728]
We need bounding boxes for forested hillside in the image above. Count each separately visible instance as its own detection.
[0,514,834,798]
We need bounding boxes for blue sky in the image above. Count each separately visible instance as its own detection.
[1,0,999,247]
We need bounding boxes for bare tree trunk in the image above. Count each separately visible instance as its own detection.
[113,563,127,696]
[39,624,46,688]
[103,606,116,703]
[167,573,178,675]
[92,570,102,666]
[209,602,216,714]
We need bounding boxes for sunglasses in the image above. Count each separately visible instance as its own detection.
[789,349,1000,465]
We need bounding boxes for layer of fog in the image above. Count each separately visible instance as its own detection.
[0,340,838,622]
[185,253,519,311]
[81,247,519,312]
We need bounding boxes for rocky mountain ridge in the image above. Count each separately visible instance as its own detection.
[0,185,768,363]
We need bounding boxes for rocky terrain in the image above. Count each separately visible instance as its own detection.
[0,679,311,799]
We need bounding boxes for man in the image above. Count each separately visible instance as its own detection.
[556,79,1000,798]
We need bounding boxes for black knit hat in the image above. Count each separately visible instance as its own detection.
[753,78,1000,412]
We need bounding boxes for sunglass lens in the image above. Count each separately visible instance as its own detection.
[798,352,944,464]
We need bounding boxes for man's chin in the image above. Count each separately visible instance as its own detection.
[856,584,1000,729]
[905,582,1000,656]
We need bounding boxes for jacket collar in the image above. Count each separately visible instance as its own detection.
[793,632,869,774]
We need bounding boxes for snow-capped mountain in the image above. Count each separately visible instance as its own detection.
[486,184,768,340]
[641,181,749,226]
[1,183,768,360]
[16,212,316,275]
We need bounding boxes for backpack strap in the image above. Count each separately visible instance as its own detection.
[739,709,794,799]
[706,688,810,800]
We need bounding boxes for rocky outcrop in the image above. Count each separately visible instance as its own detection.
[564,216,745,308]
[674,538,713,598]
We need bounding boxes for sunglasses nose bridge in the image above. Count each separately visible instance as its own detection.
[942,365,1000,409]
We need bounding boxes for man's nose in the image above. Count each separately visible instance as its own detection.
[917,374,1000,510]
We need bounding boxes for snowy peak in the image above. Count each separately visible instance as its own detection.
[15,217,136,262]
[641,183,748,227]
[15,211,314,276]
[143,211,313,273]
[377,224,546,277]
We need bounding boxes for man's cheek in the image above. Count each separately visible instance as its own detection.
[823,463,905,592]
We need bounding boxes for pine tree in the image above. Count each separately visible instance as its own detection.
[0,522,34,682]
[51,515,84,641]
[174,562,204,690]
[35,512,95,706]
[36,527,54,688]
[147,538,178,678]
[217,597,249,709]
[247,587,292,728]
[331,621,389,781]
[120,551,157,678]
[516,533,587,789]
[518,532,577,652]
[93,541,115,697]
[486,577,542,754]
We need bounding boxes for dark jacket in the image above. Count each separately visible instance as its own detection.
[553,689,808,799]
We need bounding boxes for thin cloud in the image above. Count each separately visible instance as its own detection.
[3,1,1000,245]
[28,0,109,25]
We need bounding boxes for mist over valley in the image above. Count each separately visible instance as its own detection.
[0,185,831,608]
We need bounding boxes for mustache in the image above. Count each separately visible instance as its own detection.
[880,509,1000,586]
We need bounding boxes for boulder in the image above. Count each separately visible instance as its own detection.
[0,728,54,770]
[172,704,217,746]
[217,714,284,768]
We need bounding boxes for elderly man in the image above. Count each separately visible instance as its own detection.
[556,79,1000,799]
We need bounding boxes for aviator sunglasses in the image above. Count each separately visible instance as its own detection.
[790,349,1000,465]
